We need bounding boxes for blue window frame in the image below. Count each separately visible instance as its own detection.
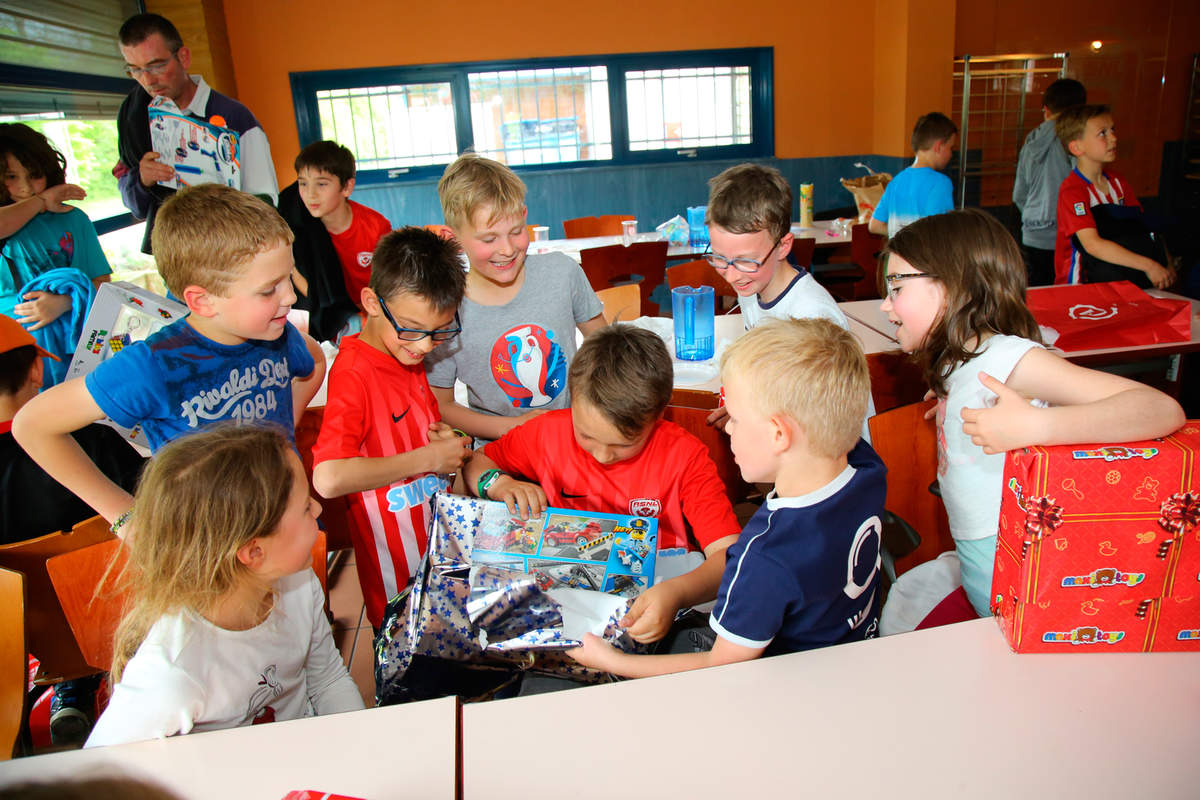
[289,48,773,186]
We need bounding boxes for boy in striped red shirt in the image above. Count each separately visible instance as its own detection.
[312,227,472,629]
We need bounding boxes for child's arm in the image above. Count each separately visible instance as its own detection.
[568,630,763,678]
[291,331,326,425]
[620,534,738,644]
[463,450,547,518]
[11,378,133,525]
[313,422,471,498]
[577,314,607,336]
[960,348,1186,454]
[430,385,546,441]
[0,185,86,237]
[303,572,366,714]
[1074,228,1176,288]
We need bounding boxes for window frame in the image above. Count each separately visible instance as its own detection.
[289,47,773,186]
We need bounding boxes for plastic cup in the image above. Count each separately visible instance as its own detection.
[621,219,638,247]
[671,285,715,361]
[532,226,549,241]
[686,205,709,248]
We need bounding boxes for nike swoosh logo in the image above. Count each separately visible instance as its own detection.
[391,409,410,423]
[561,490,587,499]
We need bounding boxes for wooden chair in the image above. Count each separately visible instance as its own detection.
[0,567,24,760]
[562,214,634,239]
[663,390,752,505]
[0,516,114,684]
[866,351,928,414]
[811,223,884,301]
[296,406,355,553]
[867,402,953,575]
[595,284,641,323]
[789,236,816,271]
[665,259,738,313]
[579,241,669,317]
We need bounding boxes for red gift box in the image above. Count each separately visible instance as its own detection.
[993,422,1200,653]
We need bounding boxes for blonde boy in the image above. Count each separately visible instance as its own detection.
[869,112,957,237]
[14,185,324,524]
[569,318,886,676]
[425,153,605,444]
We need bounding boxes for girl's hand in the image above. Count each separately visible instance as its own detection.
[39,183,86,213]
[922,389,938,420]
[488,476,547,519]
[567,632,618,671]
[14,291,72,331]
[960,372,1045,454]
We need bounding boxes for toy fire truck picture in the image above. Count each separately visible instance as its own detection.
[473,517,539,555]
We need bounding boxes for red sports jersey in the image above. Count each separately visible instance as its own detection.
[312,335,442,628]
[1053,167,1139,285]
[483,410,740,552]
[329,200,392,308]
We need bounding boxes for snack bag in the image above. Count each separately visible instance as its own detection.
[841,174,892,224]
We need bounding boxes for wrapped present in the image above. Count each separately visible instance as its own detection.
[993,423,1200,652]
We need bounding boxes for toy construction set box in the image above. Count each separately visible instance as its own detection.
[149,96,242,191]
[993,423,1200,653]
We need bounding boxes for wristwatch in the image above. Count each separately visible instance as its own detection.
[476,468,506,498]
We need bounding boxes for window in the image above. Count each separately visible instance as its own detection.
[290,48,772,184]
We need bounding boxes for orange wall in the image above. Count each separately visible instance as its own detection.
[874,0,957,156]
[956,0,1200,197]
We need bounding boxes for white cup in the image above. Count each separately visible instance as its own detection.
[532,226,549,241]
[621,219,638,247]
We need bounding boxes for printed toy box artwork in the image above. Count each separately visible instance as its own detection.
[993,423,1200,652]
[149,96,242,191]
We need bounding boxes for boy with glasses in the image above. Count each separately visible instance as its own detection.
[312,227,472,630]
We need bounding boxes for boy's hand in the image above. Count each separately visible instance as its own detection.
[39,183,86,212]
[567,632,619,672]
[1141,258,1176,290]
[961,372,1045,454]
[488,476,546,519]
[425,422,472,473]
[705,405,729,431]
[620,581,682,643]
[138,151,175,186]
[14,291,72,330]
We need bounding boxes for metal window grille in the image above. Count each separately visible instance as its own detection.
[625,66,751,152]
[316,82,459,171]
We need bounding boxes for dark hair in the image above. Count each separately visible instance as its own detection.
[569,325,673,438]
[295,140,356,187]
[706,162,793,241]
[911,112,958,152]
[118,13,184,52]
[881,209,1042,397]
[1056,104,1111,152]
[0,344,38,396]
[1042,79,1087,114]
[0,123,67,204]
[369,226,465,313]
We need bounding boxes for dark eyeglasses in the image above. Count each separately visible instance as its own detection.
[702,235,783,274]
[378,301,461,342]
[884,272,935,299]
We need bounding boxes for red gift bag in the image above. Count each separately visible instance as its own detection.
[1025,281,1191,352]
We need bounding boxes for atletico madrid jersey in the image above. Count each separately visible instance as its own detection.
[1053,167,1140,285]
[312,334,444,628]
[483,410,741,552]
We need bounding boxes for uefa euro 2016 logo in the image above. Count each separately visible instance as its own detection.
[491,324,566,409]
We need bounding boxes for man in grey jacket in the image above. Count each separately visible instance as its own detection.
[1013,79,1087,286]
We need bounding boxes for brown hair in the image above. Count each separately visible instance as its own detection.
[370,226,466,313]
[118,13,184,52]
[911,112,958,152]
[0,123,67,204]
[881,209,1042,397]
[0,345,38,396]
[706,162,793,241]
[569,325,673,438]
[1042,78,1086,114]
[152,184,293,297]
[295,140,356,187]
[438,152,526,230]
[1056,104,1111,152]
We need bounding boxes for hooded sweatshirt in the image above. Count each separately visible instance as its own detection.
[1012,118,1074,250]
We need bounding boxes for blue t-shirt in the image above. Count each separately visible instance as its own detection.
[0,208,110,317]
[872,166,954,237]
[709,439,886,655]
[85,318,314,452]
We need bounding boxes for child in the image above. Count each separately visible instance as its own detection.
[463,325,742,644]
[1,124,111,385]
[312,227,472,630]
[1052,104,1174,288]
[869,112,957,238]
[569,318,885,676]
[1012,78,1086,286]
[879,209,1184,615]
[13,184,325,525]
[85,425,364,747]
[425,153,606,444]
[281,140,392,342]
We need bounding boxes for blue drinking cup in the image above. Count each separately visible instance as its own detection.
[671,285,715,361]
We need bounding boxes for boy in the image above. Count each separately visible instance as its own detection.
[311,227,472,630]
[425,153,606,444]
[13,185,324,525]
[569,318,885,677]
[869,112,957,238]
[1053,104,1174,288]
[1012,79,1086,286]
[281,140,392,342]
[463,325,742,644]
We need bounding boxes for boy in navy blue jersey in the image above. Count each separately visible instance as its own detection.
[569,317,885,675]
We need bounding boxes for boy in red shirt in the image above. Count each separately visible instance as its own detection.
[312,227,472,629]
[463,325,742,644]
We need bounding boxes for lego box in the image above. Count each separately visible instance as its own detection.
[993,423,1200,653]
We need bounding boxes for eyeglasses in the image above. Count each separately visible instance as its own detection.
[378,301,461,342]
[124,52,178,79]
[702,236,783,274]
[884,272,935,300]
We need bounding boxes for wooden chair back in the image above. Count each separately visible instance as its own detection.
[0,567,24,760]
[579,241,669,317]
[846,223,885,300]
[663,390,752,505]
[0,516,114,683]
[867,402,953,575]
[562,214,634,239]
[866,351,928,414]
[665,259,738,313]
[789,236,816,270]
[296,407,354,553]
[596,284,641,323]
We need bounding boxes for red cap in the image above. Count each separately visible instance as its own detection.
[0,314,59,361]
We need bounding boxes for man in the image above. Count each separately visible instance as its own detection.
[116,13,278,253]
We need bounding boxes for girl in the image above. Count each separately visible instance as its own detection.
[86,425,364,747]
[879,209,1184,616]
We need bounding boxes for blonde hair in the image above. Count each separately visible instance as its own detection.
[152,184,293,297]
[109,424,295,681]
[706,162,793,241]
[721,318,869,459]
[438,152,526,230]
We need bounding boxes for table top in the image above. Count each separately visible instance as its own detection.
[462,618,1200,799]
[0,697,459,800]
[527,233,707,263]
[791,218,851,247]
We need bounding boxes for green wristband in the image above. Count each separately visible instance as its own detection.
[476,468,504,498]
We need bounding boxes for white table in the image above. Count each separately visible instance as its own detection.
[791,218,851,247]
[527,233,707,263]
[0,697,459,799]
[462,618,1199,799]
